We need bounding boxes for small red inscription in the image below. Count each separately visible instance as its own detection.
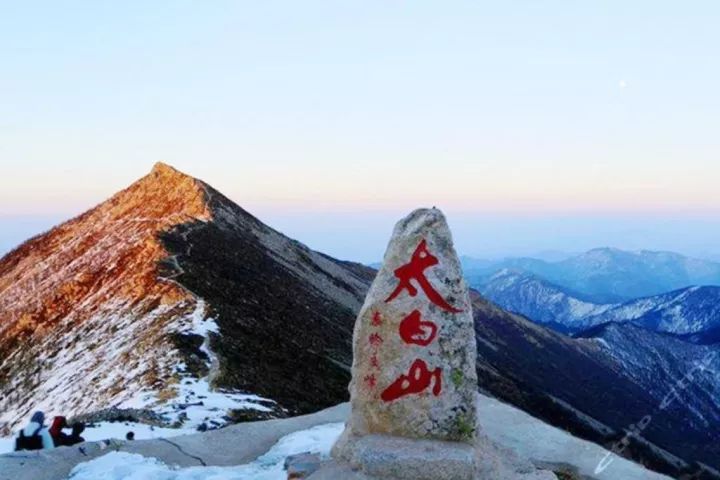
[364,374,377,389]
[385,239,463,313]
[369,332,383,347]
[398,310,438,346]
[370,354,381,369]
[371,311,383,326]
[380,359,442,402]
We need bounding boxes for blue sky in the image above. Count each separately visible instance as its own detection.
[1,1,719,262]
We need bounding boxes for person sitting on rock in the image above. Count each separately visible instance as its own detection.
[49,416,70,447]
[15,411,54,451]
[64,422,86,446]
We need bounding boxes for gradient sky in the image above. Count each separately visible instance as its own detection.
[1,1,719,262]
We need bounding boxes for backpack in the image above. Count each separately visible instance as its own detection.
[15,426,43,451]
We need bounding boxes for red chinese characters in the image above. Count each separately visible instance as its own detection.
[364,311,384,390]
[385,239,463,313]
[378,238,459,403]
[375,238,465,402]
[398,310,438,346]
[380,359,442,402]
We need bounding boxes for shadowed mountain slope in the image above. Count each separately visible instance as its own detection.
[158,177,376,413]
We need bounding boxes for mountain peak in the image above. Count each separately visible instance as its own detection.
[583,247,625,257]
[0,172,213,430]
[150,161,190,178]
[143,161,201,195]
[489,268,530,281]
[0,164,375,433]
[109,162,212,224]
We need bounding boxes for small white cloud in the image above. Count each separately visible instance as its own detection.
[618,80,628,89]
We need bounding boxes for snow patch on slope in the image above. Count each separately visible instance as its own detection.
[0,299,275,449]
[121,378,273,431]
[120,300,276,431]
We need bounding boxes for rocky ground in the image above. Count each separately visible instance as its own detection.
[0,394,670,480]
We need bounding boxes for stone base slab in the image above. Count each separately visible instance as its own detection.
[333,434,476,480]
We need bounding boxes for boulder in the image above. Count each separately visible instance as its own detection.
[285,452,322,479]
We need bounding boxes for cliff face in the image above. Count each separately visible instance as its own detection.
[0,163,374,433]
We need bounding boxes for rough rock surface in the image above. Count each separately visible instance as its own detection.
[336,208,477,448]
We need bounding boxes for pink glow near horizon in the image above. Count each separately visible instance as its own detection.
[1,160,719,217]
[2,1,719,260]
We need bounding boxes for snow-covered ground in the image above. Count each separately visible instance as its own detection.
[0,421,188,455]
[83,421,189,443]
[0,395,671,480]
[120,377,274,432]
[117,306,276,432]
[66,422,344,480]
[0,437,14,455]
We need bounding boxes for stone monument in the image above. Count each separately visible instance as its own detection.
[332,207,479,480]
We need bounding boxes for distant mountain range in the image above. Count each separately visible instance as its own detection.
[586,286,720,341]
[477,269,611,333]
[467,247,720,477]
[477,269,720,342]
[473,293,720,477]
[463,247,720,303]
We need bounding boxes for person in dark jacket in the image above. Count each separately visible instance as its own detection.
[48,416,70,447]
[15,411,54,451]
[64,422,86,446]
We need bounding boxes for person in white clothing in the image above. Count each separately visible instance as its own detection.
[15,411,54,451]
